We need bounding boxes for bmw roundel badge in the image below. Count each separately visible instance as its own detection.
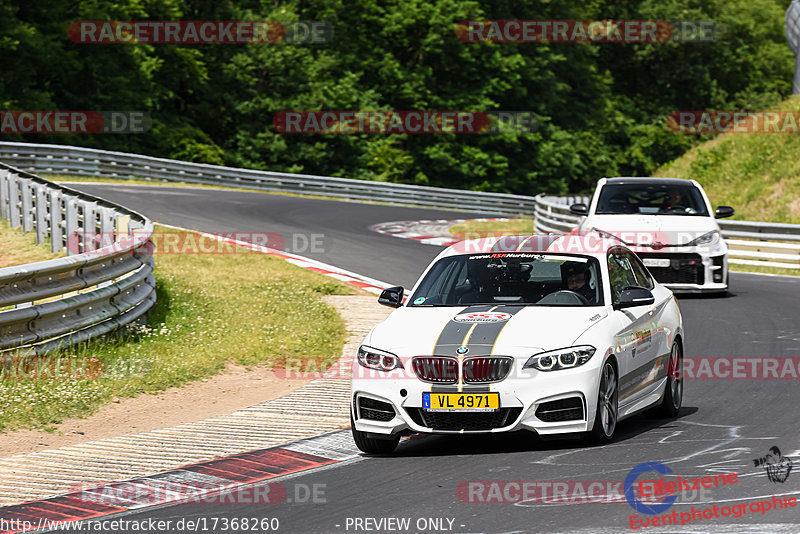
[456,346,469,355]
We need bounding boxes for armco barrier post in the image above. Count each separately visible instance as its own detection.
[49,189,63,253]
[0,169,8,219]
[21,180,34,232]
[35,185,48,245]
[8,175,21,228]
[100,206,116,244]
[64,196,79,256]
[82,201,97,252]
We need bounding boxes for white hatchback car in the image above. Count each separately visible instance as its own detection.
[350,233,683,454]
[570,177,734,293]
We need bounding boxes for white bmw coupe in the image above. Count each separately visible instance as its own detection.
[350,233,684,453]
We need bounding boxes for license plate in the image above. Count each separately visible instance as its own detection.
[422,392,500,412]
[643,258,671,268]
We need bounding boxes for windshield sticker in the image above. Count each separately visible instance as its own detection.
[413,297,426,305]
[453,312,512,324]
[468,253,587,262]
[468,253,544,260]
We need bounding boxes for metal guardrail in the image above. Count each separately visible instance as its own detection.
[0,162,156,355]
[533,195,800,269]
[0,142,538,216]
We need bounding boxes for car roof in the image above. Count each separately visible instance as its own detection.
[603,176,696,186]
[441,233,619,258]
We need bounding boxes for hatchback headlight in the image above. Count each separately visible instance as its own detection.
[357,345,403,371]
[686,230,720,246]
[524,346,596,371]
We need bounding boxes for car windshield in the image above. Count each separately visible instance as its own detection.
[596,183,709,216]
[408,253,604,307]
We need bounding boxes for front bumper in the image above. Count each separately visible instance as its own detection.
[351,361,602,436]
[638,251,728,293]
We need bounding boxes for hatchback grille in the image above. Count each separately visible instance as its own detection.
[535,397,584,422]
[358,397,396,422]
[406,407,522,431]
[463,357,513,383]
[639,253,704,285]
[412,357,458,384]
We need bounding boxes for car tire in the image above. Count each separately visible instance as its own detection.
[652,341,683,418]
[588,360,618,443]
[350,414,400,454]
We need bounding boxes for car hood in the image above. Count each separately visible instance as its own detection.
[581,214,719,247]
[365,305,609,357]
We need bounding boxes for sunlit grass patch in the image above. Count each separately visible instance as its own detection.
[0,218,63,268]
[449,218,535,239]
[730,264,800,277]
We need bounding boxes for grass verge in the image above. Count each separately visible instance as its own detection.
[728,263,800,278]
[0,219,63,268]
[449,218,535,238]
[0,225,355,432]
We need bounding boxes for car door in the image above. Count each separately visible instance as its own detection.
[607,247,659,414]
[626,251,674,399]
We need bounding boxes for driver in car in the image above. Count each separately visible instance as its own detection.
[561,262,595,304]
[661,188,687,213]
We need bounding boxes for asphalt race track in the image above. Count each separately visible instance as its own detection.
[60,184,800,533]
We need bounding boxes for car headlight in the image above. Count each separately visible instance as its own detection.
[523,346,596,371]
[686,230,720,246]
[357,345,404,372]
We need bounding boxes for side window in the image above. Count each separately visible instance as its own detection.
[607,249,638,302]
[625,252,654,290]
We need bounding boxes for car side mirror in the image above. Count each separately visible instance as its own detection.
[614,286,655,310]
[378,286,404,308]
[570,203,588,216]
[715,206,735,219]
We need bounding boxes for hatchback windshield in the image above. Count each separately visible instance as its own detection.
[409,253,604,307]
[596,183,709,216]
